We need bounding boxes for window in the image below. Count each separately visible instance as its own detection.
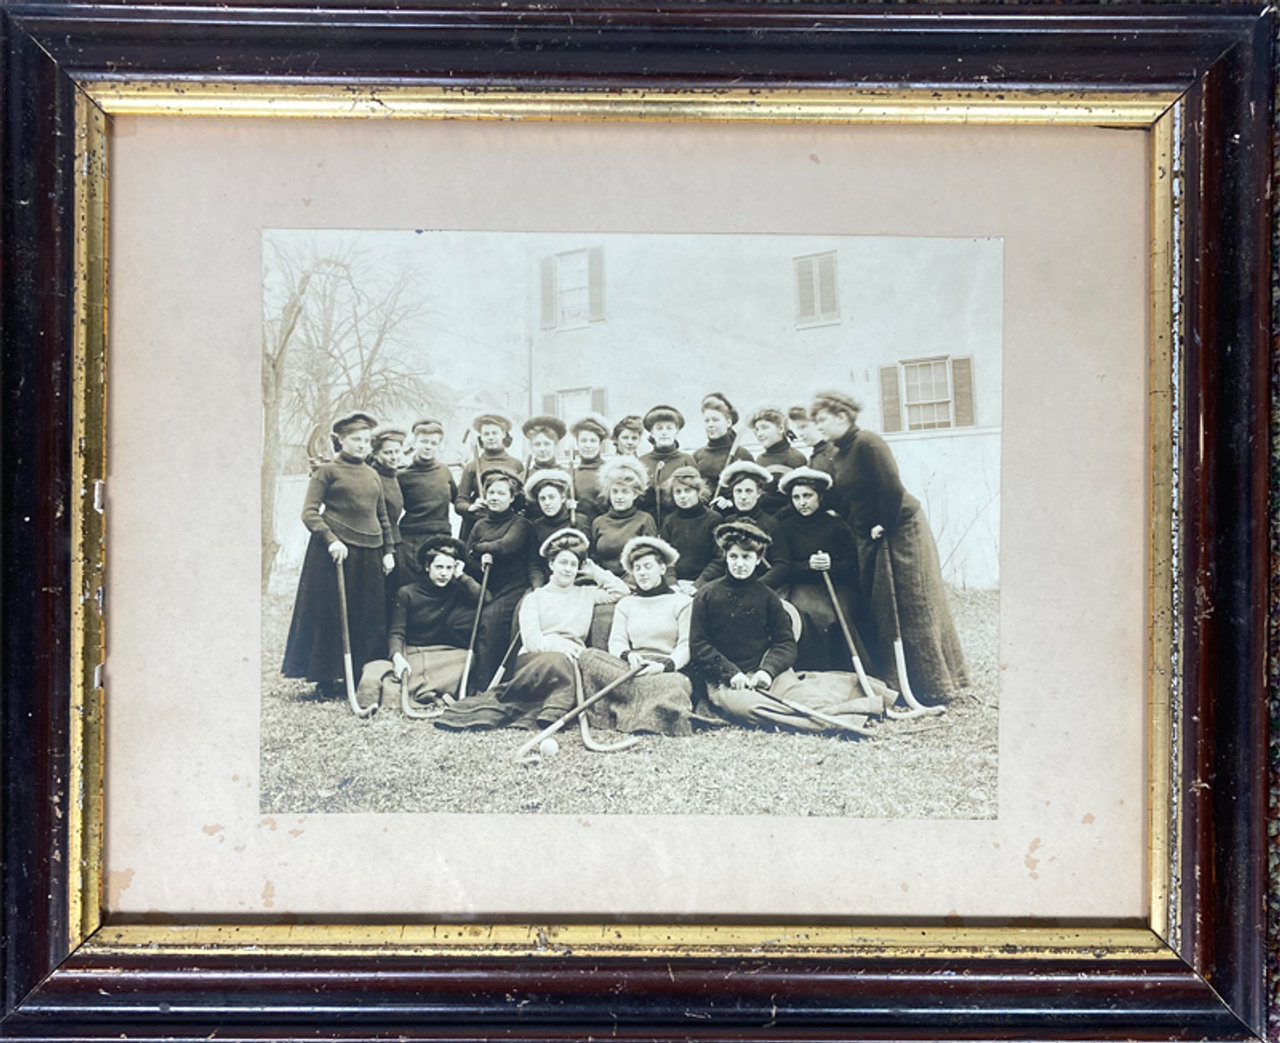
[541,247,605,330]
[794,251,839,328]
[880,357,976,433]
[542,387,608,420]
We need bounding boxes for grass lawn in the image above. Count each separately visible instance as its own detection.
[261,585,999,818]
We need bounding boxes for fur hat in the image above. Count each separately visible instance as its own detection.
[714,519,772,554]
[539,527,590,561]
[777,466,833,496]
[332,411,377,436]
[643,404,685,431]
[480,468,523,496]
[811,391,862,421]
[718,459,773,490]
[612,415,644,440]
[700,392,739,426]
[411,417,445,438]
[472,413,513,434]
[570,413,610,440]
[522,415,567,442]
[371,424,408,450]
[620,535,680,573]
[417,535,466,571]
[747,407,788,433]
[598,455,649,493]
[526,468,573,499]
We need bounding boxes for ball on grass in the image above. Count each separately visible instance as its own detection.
[539,737,559,757]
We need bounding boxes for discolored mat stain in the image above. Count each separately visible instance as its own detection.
[262,880,275,908]
[1024,837,1043,879]
[105,868,135,909]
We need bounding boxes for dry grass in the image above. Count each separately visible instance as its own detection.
[261,586,1000,818]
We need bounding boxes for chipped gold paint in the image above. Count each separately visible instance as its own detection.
[70,79,1183,959]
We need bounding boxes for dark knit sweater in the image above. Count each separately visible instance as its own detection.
[398,457,457,537]
[529,508,591,586]
[301,456,393,551]
[638,445,698,527]
[659,504,723,582]
[693,433,751,488]
[762,509,858,591]
[815,426,920,538]
[464,508,539,596]
[455,449,524,515]
[572,457,607,526]
[690,574,797,683]
[808,440,834,472]
[372,461,405,545]
[755,440,808,473]
[388,575,488,656]
[591,506,658,576]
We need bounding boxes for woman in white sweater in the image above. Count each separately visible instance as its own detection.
[578,536,717,736]
[435,528,626,731]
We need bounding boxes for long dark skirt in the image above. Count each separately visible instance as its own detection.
[282,533,387,687]
[434,651,577,731]
[577,649,719,736]
[856,510,969,697]
[786,582,871,673]
[473,584,528,692]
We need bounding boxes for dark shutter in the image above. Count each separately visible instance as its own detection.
[542,393,558,417]
[952,357,975,427]
[591,387,607,414]
[588,247,606,322]
[817,253,838,319]
[540,256,557,329]
[796,258,816,322]
[880,366,903,433]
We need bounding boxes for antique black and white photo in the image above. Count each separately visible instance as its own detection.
[260,228,1002,818]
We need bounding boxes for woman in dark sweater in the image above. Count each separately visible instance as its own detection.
[763,467,869,672]
[749,407,808,514]
[591,455,658,577]
[370,424,409,618]
[398,418,458,579]
[569,413,610,529]
[638,404,698,528]
[455,413,524,541]
[465,469,540,691]
[812,391,968,698]
[283,411,395,695]
[526,468,590,584]
[697,460,777,586]
[692,392,751,495]
[658,465,722,594]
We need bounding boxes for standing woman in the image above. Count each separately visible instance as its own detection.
[455,413,523,541]
[435,529,627,731]
[522,415,567,480]
[811,391,969,698]
[526,468,589,583]
[692,392,751,493]
[398,418,458,580]
[749,408,807,515]
[464,469,540,690]
[282,411,395,696]
[658,466,722,594]
[569,413,610,529]
[638,404,697,527]
[788,405,833,471]
[590,456,658,577]
[370,424,409,618]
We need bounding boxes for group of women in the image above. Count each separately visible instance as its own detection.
[281,389,969,737]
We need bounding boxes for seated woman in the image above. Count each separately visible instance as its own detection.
[697,460,776,585]
[693,520,889,733]
[356,536,491,714]
[436,529,628,731]
[465,469,539,690]
[590,455,658,576]
[658,465,722,595]
[763,467,869,672]
[526,468,590,579]
[578,536,716,736]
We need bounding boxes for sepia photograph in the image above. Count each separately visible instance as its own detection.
[259,228,1002,819]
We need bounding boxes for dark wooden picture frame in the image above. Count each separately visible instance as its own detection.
[0,3,1272,1039]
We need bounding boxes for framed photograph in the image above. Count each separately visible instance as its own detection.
[0,4,1271,1040]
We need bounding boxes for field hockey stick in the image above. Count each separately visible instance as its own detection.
[568,449,579,530]
[335,558,377,718]
[820,571,886,716]
[573,660,641,754]
[514,663,645,764]
[454,560,490,702]
[488,630,523,688]
[880,539,945,718]
[751,678,874,737]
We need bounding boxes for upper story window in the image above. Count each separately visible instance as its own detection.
[881,356,976,433]
[795,251,839,328]
[541,247,605,331]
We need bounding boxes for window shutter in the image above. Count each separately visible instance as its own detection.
[817,253,838,319]
[591,387,607,414]
[542,393,558,417]
[952,357,975,427]
[796,258,816,322]
[540,257,557,329]
[588,247,606,322]
[880,367,903,433]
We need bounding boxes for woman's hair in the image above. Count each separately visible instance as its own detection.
[787,405,811,423]
[539,527,590,561]
[371,426,407,452]
[811,391,862,422]
[612,415,644,441]
[713,520,772,557]
[598,455,649,494]
[665,465,708,501]
[700,392,739,426]
[480,469,523,499]
[620,535,680,573]
[417,535,465,571]
[526,469,572,501]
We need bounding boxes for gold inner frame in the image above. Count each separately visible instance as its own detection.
[68,83,1184,960]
